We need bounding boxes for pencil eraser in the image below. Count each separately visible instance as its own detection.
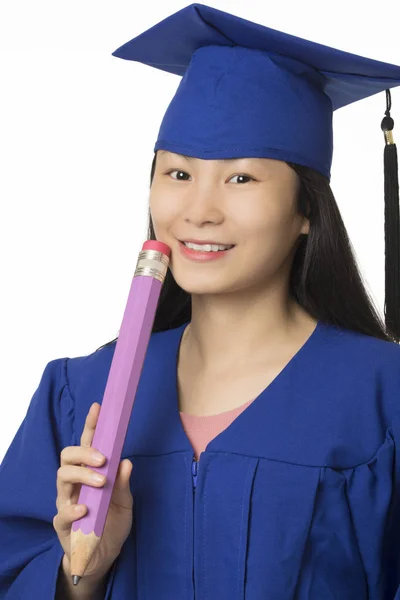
[142,240,171,257]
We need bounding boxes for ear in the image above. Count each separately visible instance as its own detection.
[300,216,310,235]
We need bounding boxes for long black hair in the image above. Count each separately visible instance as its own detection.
[96,152,395,352]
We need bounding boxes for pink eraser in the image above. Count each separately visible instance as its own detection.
[142,240,171,257]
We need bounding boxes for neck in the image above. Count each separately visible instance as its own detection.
[183,293,317,375]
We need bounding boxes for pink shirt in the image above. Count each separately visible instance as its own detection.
[179,398,255,461]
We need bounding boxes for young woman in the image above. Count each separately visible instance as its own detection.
[1,4,400,599]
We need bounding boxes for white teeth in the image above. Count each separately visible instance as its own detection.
[183,242,233,252]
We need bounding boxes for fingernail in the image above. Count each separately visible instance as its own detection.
[91,473,105,483]
[92,452,104,463]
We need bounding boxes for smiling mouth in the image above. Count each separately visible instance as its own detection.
[179,241,235,252]
[177,241,236,262]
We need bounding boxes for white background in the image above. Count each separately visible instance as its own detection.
[1,0,399,462]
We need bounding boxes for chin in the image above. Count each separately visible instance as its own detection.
[173,275,237,296]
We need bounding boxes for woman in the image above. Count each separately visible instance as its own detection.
[1,4,400,599]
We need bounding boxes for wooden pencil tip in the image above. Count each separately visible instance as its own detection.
[72,575,81,586]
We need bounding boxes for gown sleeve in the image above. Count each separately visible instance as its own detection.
[342,351,400,600]
[0,358,118,599]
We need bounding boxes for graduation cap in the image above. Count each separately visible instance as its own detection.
[112,3,400,340]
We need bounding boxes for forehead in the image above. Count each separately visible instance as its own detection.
[157,150,280,169]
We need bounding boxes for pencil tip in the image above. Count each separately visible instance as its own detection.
[72,575,81,586]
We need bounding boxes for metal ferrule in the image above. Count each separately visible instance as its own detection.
[384,130,395,145]
[134,249,169,283]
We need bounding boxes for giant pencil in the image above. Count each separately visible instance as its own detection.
[70,239,171,584]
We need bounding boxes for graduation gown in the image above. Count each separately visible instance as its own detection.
[1,319,400,599]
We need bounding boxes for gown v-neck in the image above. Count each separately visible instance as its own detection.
[174,318,325,458]
[180,397,255,461]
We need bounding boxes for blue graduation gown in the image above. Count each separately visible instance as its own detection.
[1,319,400,599]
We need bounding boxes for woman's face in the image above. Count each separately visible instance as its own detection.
[149,150,309,296]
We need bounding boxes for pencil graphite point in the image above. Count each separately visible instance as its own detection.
[72,575,81,585]
[71,528,102,584]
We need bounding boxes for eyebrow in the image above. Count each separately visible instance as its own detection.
[158,150,241,163]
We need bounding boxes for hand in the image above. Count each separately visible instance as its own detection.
[53,402,133,579]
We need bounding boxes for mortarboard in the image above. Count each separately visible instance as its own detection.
[111,3,400,339]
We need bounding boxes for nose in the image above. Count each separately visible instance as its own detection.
[182,186,224,226]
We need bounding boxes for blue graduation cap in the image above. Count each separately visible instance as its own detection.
[112,3,400,339]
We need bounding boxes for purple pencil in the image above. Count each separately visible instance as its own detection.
[70,239,171,584]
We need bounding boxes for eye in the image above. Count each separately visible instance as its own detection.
[165,170,256,183]
[167,170,191,181]
[228,174,255,184]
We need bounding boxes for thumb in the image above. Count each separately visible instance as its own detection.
[112,459,133,495]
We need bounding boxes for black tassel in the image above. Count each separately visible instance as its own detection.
[381,89,400,343]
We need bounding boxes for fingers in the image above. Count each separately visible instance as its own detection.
[56,463,107,508]
[60,445,105,469]
[56,403,105,510]
[53,502,88,543]
[80,402,101,448]
[54,402,107,554]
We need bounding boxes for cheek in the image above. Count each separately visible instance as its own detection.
[238,195,298,237]
[237,207,299,263]
[149,191,179,227]
[237,210,283,240]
